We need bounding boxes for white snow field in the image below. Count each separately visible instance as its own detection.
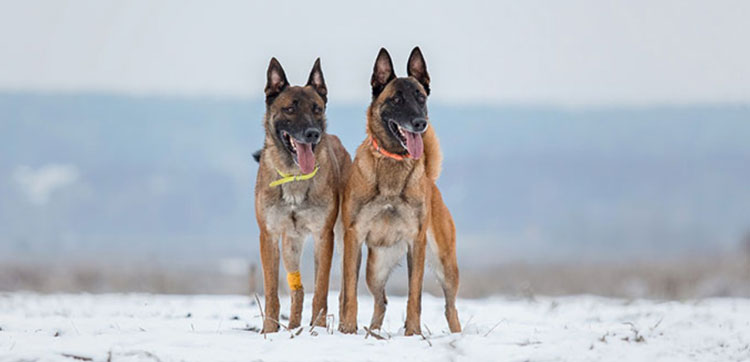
[1,293,749,362]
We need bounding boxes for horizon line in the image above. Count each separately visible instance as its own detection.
[2,88,750,111]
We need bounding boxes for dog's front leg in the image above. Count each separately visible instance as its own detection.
[281,232,306,329]
[259,226,280,333]
[311,223,334,327]
[338,224,362,334]
[405,226,428,336]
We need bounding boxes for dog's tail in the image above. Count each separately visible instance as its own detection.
[252,149,262,163]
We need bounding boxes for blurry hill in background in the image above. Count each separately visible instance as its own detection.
[2,92,749,269]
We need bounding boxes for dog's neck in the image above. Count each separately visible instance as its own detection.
[369,136,410,161]
[369,147,423,196]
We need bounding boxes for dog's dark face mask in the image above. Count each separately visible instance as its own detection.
[369,47,431,159]
[264,58,328,173]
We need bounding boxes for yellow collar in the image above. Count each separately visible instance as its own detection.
[269,166,319,187]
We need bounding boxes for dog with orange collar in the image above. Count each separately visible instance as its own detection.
[338,47,461,335]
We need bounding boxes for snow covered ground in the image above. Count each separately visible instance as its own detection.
[1,292,749,362]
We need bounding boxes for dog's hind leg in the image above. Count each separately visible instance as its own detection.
[281,232,306,329]
[366,243,406,330]
[428,183,461,333]
[428,231,461,333]
[259,226,281,333]
[311,223,334,327]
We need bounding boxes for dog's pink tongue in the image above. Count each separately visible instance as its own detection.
[294,140,316,174]
[404,131,423,159]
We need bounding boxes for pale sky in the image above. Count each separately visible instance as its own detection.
[1,0,748,106]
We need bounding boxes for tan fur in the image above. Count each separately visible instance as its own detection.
[339,76,461,335]
[255,81,351,333]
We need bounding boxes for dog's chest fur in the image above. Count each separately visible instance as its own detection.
[355,159,425,248]
[264,180,331,238]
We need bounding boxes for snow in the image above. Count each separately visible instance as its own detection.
[1,292,749,361]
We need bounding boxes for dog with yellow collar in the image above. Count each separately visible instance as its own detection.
[253,57,351,333]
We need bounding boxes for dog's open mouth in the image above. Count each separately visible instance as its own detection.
[387,120,424,159]
[281,131,317,173]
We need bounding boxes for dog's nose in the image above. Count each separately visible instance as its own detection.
[411,118,427,133]
[304,128,321,143]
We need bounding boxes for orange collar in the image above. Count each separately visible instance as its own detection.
[370,136,410,161]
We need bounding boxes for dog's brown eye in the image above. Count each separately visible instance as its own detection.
[391,96,402,105]
[416,93,426,104]
[312,105,322,114]
[283,106,295,114]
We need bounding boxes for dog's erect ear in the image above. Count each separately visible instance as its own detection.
[306,58,328,103]
[407,46,430,95]
[371,48,396,98]
[265,57,289,105]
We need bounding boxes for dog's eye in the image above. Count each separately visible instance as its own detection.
[391,96,402,105]
[312,105,322,114]
[282,106,295,114]
[415,92,426,104]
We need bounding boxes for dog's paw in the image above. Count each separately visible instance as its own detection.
[311,315,327,328]
[338,321,358,334]
[404,324,422,336]
[261,320,280,334]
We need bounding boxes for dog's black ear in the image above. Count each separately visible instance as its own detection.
[371,48,396,98]
[252,149,262,163]
[407,46,430,95]
[265,57,289,105]
[306,58,328,103]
